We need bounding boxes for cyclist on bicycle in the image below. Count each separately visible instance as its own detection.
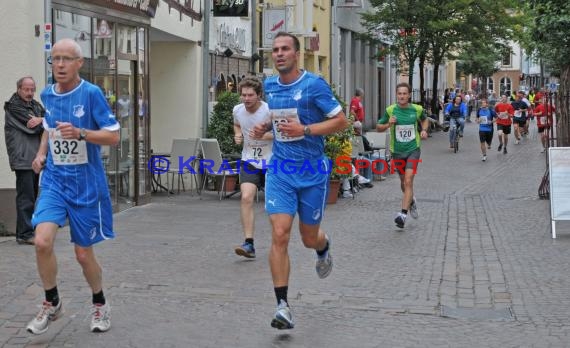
[444,95,467,149]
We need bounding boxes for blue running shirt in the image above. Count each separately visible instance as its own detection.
[40,80,119,206]
[477,107,496,132]
[264,71,341,162]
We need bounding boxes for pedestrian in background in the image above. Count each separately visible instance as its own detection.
[27,38,119,335]
[4,76,45,245]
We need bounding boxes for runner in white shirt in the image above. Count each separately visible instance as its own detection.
[233,77,273,258]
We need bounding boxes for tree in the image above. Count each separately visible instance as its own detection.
[456,41,503,95]
[362,0,523,112]
[524,0,570,146]
[361,0,431,89]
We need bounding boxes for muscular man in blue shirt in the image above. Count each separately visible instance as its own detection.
[253,32,348,330]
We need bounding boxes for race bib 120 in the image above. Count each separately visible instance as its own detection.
[395,124,415,143]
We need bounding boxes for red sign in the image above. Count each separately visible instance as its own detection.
[307,34,320,51]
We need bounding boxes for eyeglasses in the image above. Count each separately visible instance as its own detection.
[49,56,80,64]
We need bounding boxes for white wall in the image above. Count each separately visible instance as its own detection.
[150,42,202,153]
[151,0,202,42]
[0,1,46,189]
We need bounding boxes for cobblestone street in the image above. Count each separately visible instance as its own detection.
[1,121,570,347]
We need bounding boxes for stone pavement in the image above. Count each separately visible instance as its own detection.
[1,121,570,347]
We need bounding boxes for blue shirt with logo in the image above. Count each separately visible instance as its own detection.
[264,70,341,162]
[40,79,119,206]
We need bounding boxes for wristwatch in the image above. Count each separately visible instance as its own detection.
[78,128,87,141]
[303,125,311,135]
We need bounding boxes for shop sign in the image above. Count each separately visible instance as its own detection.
[78,0,159,18]
[262,8,286,48]
[305,33,319,51]
[213,0,249,17]
[219,23,247,53]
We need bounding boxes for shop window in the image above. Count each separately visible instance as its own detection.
[217,74,226,94]
[500,77,512,95]
[486,77,494,94]
[94,19,114,58]
[55,10,64,26]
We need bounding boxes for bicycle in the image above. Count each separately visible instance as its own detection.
[444,115,461,153]
[450,122,460,153]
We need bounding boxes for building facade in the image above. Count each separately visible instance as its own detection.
[331,0,395,129]
[0,0,204,234]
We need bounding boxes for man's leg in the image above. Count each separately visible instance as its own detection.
[15,170,37,242]
[27,222,62,335]
[401,169,415,211]
[497,128,504,151]
[74,245,103,295]
[235,182,257,258]
[75,244,111,332]
[459,117,465,136]
[269,213,293,288]
[299,223,327,251]
[449,118,457,147]
[35,223,59,293]
[394,168,415,228]
[269,213,295,329]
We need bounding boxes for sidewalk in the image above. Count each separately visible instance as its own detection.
[1,121,569,347]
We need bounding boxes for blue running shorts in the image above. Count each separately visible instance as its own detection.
[264,158,329,225]
[32,190,114,247]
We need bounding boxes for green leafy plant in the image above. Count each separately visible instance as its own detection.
[206,91,242,155]
[325,87,354,180]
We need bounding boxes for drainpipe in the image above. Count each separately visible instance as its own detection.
[251,0,257,74]
[45,0,52,86]
[201,0,211,137]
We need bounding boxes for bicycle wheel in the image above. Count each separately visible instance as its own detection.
[454,136,459,153]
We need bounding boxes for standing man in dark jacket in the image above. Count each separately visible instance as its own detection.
[4,76,45,245]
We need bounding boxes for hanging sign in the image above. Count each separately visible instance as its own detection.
[213,0,249,17]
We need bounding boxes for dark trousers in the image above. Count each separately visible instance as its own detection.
[15,170,38,240]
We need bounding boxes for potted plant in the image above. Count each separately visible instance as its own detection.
[206,91,242,192]
[324,89,354,204]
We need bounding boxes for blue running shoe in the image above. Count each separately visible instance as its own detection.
[271,300,294,330]
[235,242,255,258]
[315,237,333,279]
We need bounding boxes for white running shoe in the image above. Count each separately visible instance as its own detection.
[90,303,111,332]
[410,198,419,219]
[26,300,63,335]
[315,237,333,279]
[482,155,487,162]
[395,212,407,228]
[271,300,294,330]
[357,175,371,184]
